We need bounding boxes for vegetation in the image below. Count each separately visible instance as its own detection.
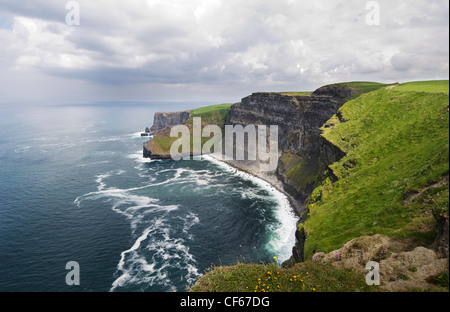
[302,81,449,258]
[431,271,449,289]
[277,91,313,96]
[191,103,233,118]
[190,260,377,292]
[394,80,449,93]
[334,81,389,99]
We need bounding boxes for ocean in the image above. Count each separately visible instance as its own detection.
[0,103,297,292]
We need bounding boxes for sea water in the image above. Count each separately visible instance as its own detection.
[0,103,297,292]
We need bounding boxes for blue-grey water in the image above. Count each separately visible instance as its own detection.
[0,103,296,292]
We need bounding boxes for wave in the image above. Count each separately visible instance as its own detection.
[14,145,31,154]
[201,155,297,263]
[129,132,153,139]
[75,166,201,292]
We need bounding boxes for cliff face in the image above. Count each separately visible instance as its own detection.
[227,85,357,214]
[144,85,356,212]
[225,85,359,263]
[149,111,191,135]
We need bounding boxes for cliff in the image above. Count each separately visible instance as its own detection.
[149,111,191,135]
[226,85,358,214]
[143,104,233,160]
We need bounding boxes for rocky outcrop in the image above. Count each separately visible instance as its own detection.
[149,111,191,135]
[433,211,449,258]
[143,140,172,160]
[317,234,449,291]
[143,111,191,159]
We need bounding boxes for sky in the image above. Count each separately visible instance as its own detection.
[0,0,448,105]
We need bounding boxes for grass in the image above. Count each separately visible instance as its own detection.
[277,91,313,96]
[190,260,377,292]
[394,80,449,93]
[334,81,389,99]
[431,271,449,289]
[191,103,233,120]
[302,81,449,258]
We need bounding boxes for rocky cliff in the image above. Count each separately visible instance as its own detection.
[149,111,191,135]
[227,84,358,215]
[224,85,360,262]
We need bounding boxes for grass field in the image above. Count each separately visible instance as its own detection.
[191,103,233,116]
[394,80,449,93]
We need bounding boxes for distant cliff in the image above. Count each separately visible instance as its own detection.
[149,111,191,135]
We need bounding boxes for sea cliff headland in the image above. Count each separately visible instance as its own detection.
[144,80,449,292]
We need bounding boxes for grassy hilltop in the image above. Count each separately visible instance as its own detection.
[189,80,449,292]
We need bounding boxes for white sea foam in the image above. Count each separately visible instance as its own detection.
[110,226,154,292]
[127,150,156,164]
[77,160,110,167]
[110,214,201,292]
[75,167,201,292]
[130,132,153,139]
[14,145,30,153]
[202,155,297,263]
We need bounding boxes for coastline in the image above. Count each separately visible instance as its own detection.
[201,154,298,263]
[204,154,302,217]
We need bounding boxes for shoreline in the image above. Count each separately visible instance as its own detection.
[201,154,299,263]
[203,154,302,217]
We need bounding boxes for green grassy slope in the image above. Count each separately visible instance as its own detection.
[190,260,376,292]
[302,81,449,258]
[335,81,389,99]
[394,80,449,93]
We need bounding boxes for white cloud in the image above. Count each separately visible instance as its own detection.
[0,0,448,103]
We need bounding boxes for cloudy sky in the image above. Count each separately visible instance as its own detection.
[0,0,448,105]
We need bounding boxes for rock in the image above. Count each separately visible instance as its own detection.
[320,234,449,291]
[143,138,173,160]
[149,111,191,135]
[433,211,449,258]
